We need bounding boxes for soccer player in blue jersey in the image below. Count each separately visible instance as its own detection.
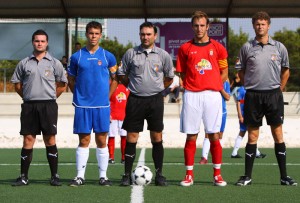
[67,21,117,186]
[199,80,231,164]
[231,86,266,159]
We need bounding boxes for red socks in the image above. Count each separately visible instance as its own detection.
[184,140,196,174]
[210,139,222,176]
[120,136,126,160]
[107,137,115,159]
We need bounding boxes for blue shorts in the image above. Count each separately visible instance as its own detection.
[220,112,227,133]
[239,122,247,132]
[73,107,110,134]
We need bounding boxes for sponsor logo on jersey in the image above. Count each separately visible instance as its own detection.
[116,92,127,102]
[195,59,212,74]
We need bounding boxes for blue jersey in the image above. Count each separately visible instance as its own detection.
[237,86,246,116]
[68,47,117,107]
[222,80,231,113]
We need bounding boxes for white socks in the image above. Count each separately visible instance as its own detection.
[96,147,109,179]
[256,148,261,156]
[76,147,89,179]
[232,135,243,156]
[202,138,210,159]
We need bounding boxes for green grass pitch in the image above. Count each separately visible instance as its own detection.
[0,148,299,203]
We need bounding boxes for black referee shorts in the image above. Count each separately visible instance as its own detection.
[122,93,164,132]
[244,88,284,127]
[20,100,58,135]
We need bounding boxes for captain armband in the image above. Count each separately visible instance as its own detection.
[218,59,228,69]
[109,65,118,74]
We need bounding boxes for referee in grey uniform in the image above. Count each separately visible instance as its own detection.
[113,22,174,186]
[235,11,297,186]
[11,30,67,186]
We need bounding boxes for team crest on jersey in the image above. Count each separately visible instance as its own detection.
[271,54,277,61]
[44,69,52,77]
[98,60,102,66]
[116,92,127,102]
[209,49,214,56]
[153,64,159,72]
[195,59,212,75]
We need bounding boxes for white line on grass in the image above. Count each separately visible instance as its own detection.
[1,162,300,166]
[130,147,146,203]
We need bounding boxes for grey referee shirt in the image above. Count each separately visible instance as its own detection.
[238,37,289,90]
[11,52,67,101]
[118,45,174,96]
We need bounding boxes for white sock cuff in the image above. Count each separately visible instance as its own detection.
[77,147,89,154]
[97,147,108,154]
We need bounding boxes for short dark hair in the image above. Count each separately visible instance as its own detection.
[252,11,271,25]
[32,29,48,42]
[191,11,210,25]
[86,21,102,33]
[139,22,157,34]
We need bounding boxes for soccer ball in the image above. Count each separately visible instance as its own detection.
[131,165,153,186]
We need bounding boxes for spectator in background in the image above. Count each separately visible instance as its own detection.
[61,56,68,71]
[74,42,81,52]
[162,71,181,103]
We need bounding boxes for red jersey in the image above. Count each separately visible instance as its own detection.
[110,84,130,120]
[176,39,228,92]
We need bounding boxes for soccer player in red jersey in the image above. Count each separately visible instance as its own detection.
[176,11,228,187]
[108,76,130,164]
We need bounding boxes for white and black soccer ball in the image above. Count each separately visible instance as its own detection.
[131,165,153,186]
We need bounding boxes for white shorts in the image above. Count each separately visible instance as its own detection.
[180,90,222,134]
[108,120,127,137]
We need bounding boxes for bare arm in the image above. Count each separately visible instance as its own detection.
[280,67,290,91]
[67,75,76,93]
[236,101,244,123]
[14,83,23,98]
[220,68,228,83]
[109,74,119,98]
[178,72,186,89]
[220,89,230,101]
[56,81,67,98]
